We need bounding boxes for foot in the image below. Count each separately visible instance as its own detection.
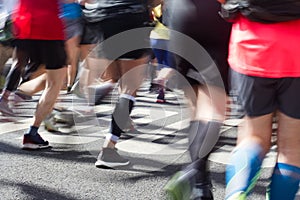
[14,90,32,104]
[22,133,49,150]
[165,167,214,200]
[44,116,60,132]
[164,169,196,200]
[0,100,15,116]
[156,88,166,103]
[66,86,72,94]
[149,82,160,93]
[53,112,75,126]
[95,148,130,168]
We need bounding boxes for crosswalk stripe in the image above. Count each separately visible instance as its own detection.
[117,118,190,155]
[0,82,278,169]
[0,118,32,135]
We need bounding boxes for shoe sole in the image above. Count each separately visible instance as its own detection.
[156,99,166,103]
[22,143,50,150]
[95,160,130,168]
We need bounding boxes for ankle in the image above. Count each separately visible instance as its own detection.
[103,139,116,149]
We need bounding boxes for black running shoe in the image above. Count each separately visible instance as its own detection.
[22,133,49,150]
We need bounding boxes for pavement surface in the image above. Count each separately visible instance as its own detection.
[0,79,299,200]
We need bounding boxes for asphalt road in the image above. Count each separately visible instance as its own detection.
[0,82,299,200]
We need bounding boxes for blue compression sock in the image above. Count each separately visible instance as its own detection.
[225,142,264,199]
[267,163,300,200]
[27,126,39,135]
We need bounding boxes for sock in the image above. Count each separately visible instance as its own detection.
[267,163,300,200]
[110,95,135,138]
[188,121,222,161]
[27,126,39,136]
[225,142,264,199]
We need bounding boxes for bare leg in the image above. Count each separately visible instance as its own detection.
[118,56,149,95]
[277,112,300,167]
[18,73,47,96]
[77,44,96,94]
[65,35,80,90]
[32,67,66,127]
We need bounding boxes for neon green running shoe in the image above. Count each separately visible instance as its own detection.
[164,170,195,200]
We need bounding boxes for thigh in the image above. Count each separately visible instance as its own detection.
[45,67,67,88]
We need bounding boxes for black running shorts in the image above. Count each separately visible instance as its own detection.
[81,13,151,60]
[165,0,231,93]
[231,69,300,119]
[15,39,67,70]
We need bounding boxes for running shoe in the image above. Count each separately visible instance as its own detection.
[95,148,130,168]
[164,170,196,200]
[226,192,246,200]
[43,115,60,132]
[165,170,215,200]
[53,112,75,126]
[22,133,49,150]
[149,82,160,93]
[0,100,15,116]
[14,90,33,105]
[156,88,166,103]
